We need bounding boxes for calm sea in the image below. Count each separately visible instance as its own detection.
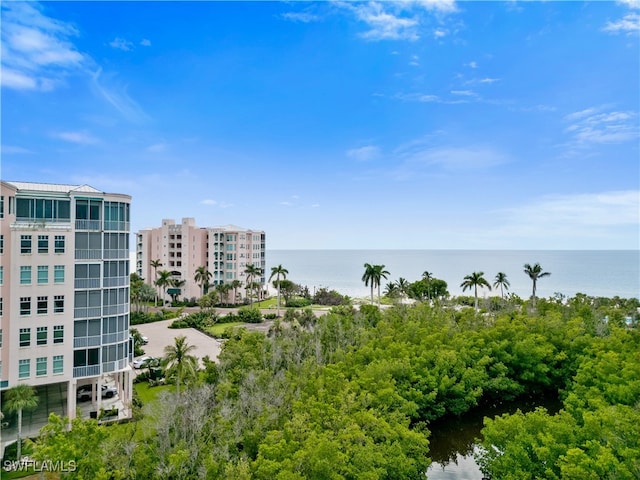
[266,250,640,300]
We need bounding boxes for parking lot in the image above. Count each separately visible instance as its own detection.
[131,319,223,368]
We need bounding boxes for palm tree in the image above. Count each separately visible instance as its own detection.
[155,270,172,306]
[269,264,289,317]
[524,263,551,308]
[216,283,233,305]
[422,270,434,281]
[163,335,197,395]
[460,271,491,312]
[397,277,410,302]
[384,282,399,300]
[493,272,510,299]
[169,278,186,303]
[150,259,162,305]
[230,279,242,305]
[244,264,263,307]
[4,384,39,460]
[362,263,390,306]
[194,266,212,297]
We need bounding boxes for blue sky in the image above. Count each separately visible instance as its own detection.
[2,1,639,249]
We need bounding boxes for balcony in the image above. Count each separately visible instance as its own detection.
[75,249,102,260]
[75,219,101,231]
[75,278,101,289]
[73,335,102,348]
[103,276,128,288]
[74,307,102,319]
[73,364,101,378]
[102,358,128,373]
[104,248,129,259]
[104,220,130,231]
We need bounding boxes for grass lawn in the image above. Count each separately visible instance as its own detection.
[255,298,277,309]
[205,322,244,337]
[134,381,173,404]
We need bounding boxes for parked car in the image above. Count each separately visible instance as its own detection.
[132,356,156,369]
[76,385,118,402]
[141,336,149,345]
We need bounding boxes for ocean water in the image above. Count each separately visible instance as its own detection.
[266,250,640,300]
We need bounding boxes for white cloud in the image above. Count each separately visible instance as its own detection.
[109,37,134,51]
[140,38,152,47]
[602,12,640,34]
[201,199,233,208]
[1,2,87,91]
[617,0,640,10]
[564,108,638,146]
[1,145,34,154]
[346,145,381,161]
[91,68,150,123]
[467,61,478,68]
[451,89,476,96]
[354,3,420,41]
[433,28,447,38]
[281,12,320,23]
[201,199,217,206]
[52,131,99,145]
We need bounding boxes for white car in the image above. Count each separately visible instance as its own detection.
[141,336,149,345]
[132,356,156,369]
[76,385,117,402]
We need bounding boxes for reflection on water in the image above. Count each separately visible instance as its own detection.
[425,394,562,480]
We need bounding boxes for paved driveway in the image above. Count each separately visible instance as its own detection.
[131,319,223,367]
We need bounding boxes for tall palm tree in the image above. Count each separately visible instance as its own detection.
[493,272,510,299]
[216,283,233,305]
[362,263,390,306]
[4,384,38,460]
[163,335,197,395]
[397,277,410,302]
[244,264,263,307]
[155,270,172,306]
[422,270,434,281]
[269,264,289,317]
[194,266,212,297]
[524,263,551,308]
[384,282,399,300]
[169,278,186,303]
[150,259,162,305]
[460,271,491,312]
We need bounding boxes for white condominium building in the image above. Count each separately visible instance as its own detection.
[0,181,133,422]
[136,218,266,301]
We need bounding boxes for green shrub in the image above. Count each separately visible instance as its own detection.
[263,313,277,320]
[285,297,311,308]
[237,307,262,323]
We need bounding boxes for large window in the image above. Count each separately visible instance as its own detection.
[53,325,64,343]
[18,359,30,379]
[0,234,4,254]
[16,198,70,222]
[38,265,49,284]
[54,295,64,313]
[20,297,31,316]
[21,235,32,254]
[73,348,99,367]
[19,328,31,347]
[38,235,49,253]
[37,326,48,345]
[53,355,63,374]
[37,296,48,315]
[54,265,65,283]
[103,201,130,230]
[36,357,47,376]
[75,199,101,221]
[54,235,65,253]
[20,266,32,284]
[1,266,4,285]
[0,196,3,218]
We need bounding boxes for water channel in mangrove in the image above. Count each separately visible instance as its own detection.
[425,393,563,479]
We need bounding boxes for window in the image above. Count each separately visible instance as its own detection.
[19,328,31,347]
[21,235,32,254]
[0,298,2,317]
[0,196,3,218]
[20,297,31,316]
[53,355,63,374]
[0,328,3,347]
[20,266,32,285]
[37,296,48,315]
[19,359,30,378]
[38,265,49,284]
[54,265,65,283]
[38,235,49,253]
[54,295,64,313]
[54,235,65,253]
[16,198,70,221]
[37,326,48,345]
[0,234,3,254]
[53,325,64,343]
[36,357,47,376]
[0,266,3,285]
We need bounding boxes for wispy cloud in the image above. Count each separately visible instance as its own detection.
[466,61,478,68]
[201,199,233,208]
[347,145,381,161]
[1,145,34,154]
[52,130,100,145]
[91,68,150,123]
[109,37,134,51]
[1,2,87,90]
[281,12,320,23]
[602,12,640,34]
[451,89,476,96]
[140,38,152,47]
[563,107,638,146]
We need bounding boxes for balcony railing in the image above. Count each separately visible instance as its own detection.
[75,249,102,260]
[74,307,102,319]
[102,358,128,373]
[103,304,128,316]
[75,278,101,289]
[73,364,101,378]
[102,331,128,344]
[104,249,129,259]
[73,335,102,348]
[103,276,128,288]
[104,221,129,231]
[75,219,102,231]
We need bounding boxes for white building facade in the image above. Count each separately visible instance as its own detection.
[0,181,133,421]
[136,218,266,301]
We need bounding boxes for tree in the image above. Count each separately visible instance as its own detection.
[384,282,400,300]
[422,271,434,281]
[194,266,212,297]
[155,270,172,306]
[396,277,411,302]
[231,279,242,305]
[150,259,162,305]
[4,384,39,460]
[163,336,198,395]
[524,263,551,309]
[493,272,510,299]
[130,273,145,312]
[216,283,233,305]
[169,278,186,303]
[460,271,491,312]
[269,264,289,317]
[244,264,263,307]
[362,263,389,306]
